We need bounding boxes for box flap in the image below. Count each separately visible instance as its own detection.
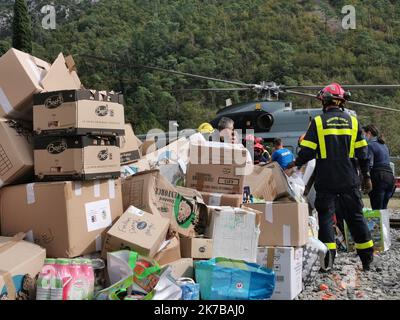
[41,53,81,92]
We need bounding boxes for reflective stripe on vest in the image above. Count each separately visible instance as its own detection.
[315,116,326,159]
[315,115,359,159]
[349,116,358,158]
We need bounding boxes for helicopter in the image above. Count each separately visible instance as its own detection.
[80,54,400,154]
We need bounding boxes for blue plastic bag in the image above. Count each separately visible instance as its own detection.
[195,258,275,300]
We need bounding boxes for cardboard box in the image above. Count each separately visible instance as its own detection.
[162,258,194,280]
[33,89,125,136]
[186,163,246,194]
[205,206,260,262]
[257,247,303,300]
[345,209,391,252]
[0,49,81,121]
[189,141,248,166]
[103,206,170,258]
[122,170,208,237]
[154,236,181,265]
[0,233,46,299]
[0,48,51,120]
[119,123,142,165]
[180,237,213,260]
[0,119,34,187]
[0,179,123,258]
[200,191,242,207]
[245,202,309,247]
[243,162,295,201]
[34,135,121,181]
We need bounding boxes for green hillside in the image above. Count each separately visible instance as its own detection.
[1,0,400,156]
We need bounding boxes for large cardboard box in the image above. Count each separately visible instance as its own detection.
[205,206,260,262]
[0,119,34,187]
[0,49,80,120]
[189,141,248,165]
[162,258,194,280]
[34,135,121,181]
[119,123,142,165]
[122,170,208,237]
[180,237,213,260]
[186,163,246,194]
[0,49,51,120]
[0,179,123,258]
[345,209,391,252]
[245,202,309,247]
[199,191,242,207]
[257,247,303,300]
[243,162,295,201]
[0,233,46,299]
[154,236,181,265]
[33,90,125,136]
[103,206,170,258]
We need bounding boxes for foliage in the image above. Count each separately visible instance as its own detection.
[12,0,32,53]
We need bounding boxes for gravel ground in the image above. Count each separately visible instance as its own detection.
[297,212,400,300]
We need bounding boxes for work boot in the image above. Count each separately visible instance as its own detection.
[320,250,336,273]
[357,248,375,271]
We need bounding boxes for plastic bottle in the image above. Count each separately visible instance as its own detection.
[81,259,95,300]
[67,259,86,300]
[36,259,57,300]
[54,259,72,301]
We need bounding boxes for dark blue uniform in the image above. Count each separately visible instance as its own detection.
[295,107,373,269]
[367,137,395,210]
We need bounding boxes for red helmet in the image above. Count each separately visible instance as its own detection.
[254,143,264,151]
[317,83,351,105]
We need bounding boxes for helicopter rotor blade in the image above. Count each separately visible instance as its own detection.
[79,54,256,88]
[345,100,400,112]
[283,85,400,90]
[172,88,251,92]
[282,90,400,112]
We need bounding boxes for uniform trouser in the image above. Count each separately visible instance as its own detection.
[315,188,374,258]
[369,169,395,210]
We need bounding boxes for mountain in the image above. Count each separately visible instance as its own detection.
[1,0,400,159]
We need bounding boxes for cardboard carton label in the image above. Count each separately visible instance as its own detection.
[44,93,64,109]
[85,199,112,232]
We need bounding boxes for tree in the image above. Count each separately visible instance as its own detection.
[12,0,32,53]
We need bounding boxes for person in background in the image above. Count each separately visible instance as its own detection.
[244,134,270,164]
[363,124,396,210]
[271,138,295,170]
[218,117,238,144]
[197,122,215,141]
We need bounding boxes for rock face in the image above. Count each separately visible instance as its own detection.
[298,220,400,300]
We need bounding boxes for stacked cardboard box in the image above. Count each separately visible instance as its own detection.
[33,89,125,181]
[0,49,126,262]
[243,163,308,300]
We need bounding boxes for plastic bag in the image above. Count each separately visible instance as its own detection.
[177,278,200,300]
[195,258,275,300]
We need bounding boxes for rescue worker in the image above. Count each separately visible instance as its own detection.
[294,83,375,271]
[244,134,271,164]
[363,124,396,210]
[197,122,215,141]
